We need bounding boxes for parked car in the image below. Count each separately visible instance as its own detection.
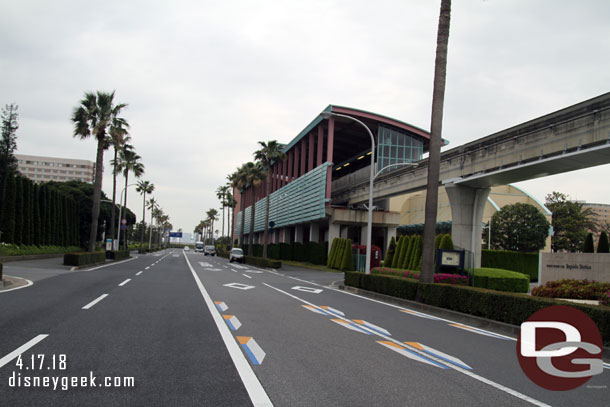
[204,245,217,256]
[184,246,190,251]
[229,248,244,263]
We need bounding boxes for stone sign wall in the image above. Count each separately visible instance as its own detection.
[539,253,610,284]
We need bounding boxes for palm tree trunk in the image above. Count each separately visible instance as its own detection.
[110,147,118,247]
[221,195,225,240]
[262,173,271,258]
[420,0,451,284]
[123,172,129,250]
[140,192,146,251]
[249,188,255,255]
[88,138,105,252]
[148,210,153,249]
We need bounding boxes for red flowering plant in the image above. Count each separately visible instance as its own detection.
[371,267,467,285]
[600,290,610,307]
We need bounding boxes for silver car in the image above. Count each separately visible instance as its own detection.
[204,245,217,256]
[229,248,244,263]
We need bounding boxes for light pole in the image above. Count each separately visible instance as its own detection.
[321,111,417,274]
[116,183,137,251]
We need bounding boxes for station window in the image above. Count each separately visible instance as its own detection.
[376,125,423,175]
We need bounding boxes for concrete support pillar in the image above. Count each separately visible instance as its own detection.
[445,183,491,269]
[301,138,307,175]
[386,227,396,249]
[309,223,320,243]
[317,125,324,167]
[295,225,304,243]
[308,133,315,172]
[360,225,368,246]
[287,150,293,183]
[293,144,300,179]
[325,118,335,201]
[328,221,340,254]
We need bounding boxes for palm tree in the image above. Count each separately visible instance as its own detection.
[136,180,154,251]
[245,162,266,255]
[108,116,130,249]
[230,164,249,248]
[206,208,219,244]
[420,0,452,284]
[115,145,144,249]
[147,197,158,249]
[72,90,127,251]
[216,185,230,239]
[254,140,286,258]
[225,190,236,248]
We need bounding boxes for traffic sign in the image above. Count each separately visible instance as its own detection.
[121,224,127,230]
[121,219,127,225]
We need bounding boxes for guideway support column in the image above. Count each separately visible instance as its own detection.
[445,183,490,269]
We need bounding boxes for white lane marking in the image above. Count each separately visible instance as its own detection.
[86,256,137,271]
[118,279,131,287]
[0,334,49,369]
[145,267,150,270]
[448,323,511,340]
[263,283,550,407]
[199,262,213,268]
[231,263,248,269]
[183,252,273,407]
[378,341,446,369]
[136,271,143,276]
[292,286,323,294]
[224,283,255,290]
[244,269,263,274]
[405,342,472,370]
[0,276,33,293]
[173,255,179,257]
[82,294,109,310]
[151,264,156,267]
[208,268,222,271]
[243,274,253,279]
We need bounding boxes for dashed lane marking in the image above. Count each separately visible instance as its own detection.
[0,335,49,369]
[118,279,131,287]
[82,294,109,310]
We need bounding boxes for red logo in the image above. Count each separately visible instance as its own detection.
[517,305,603,391]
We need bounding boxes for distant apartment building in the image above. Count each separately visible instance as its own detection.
[582,202,610,233]
[15,154,95,184]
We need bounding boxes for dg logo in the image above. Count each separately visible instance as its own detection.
[517,305,604,391]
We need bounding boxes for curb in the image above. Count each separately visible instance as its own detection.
[338,284,610,362]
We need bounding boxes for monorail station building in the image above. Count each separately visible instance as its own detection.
[233,105,431,254]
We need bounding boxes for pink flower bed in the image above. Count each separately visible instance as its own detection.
[372,267,467,285]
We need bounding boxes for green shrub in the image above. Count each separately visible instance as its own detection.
[340,239,354,271]
[384,237,397,267]
[598,231,609,253]
[0,262,3,280]
[244,255,281,268]
[344,271,610,346]
[391,236,404,268]
[327,238,340,267]
[396,236,409,269]
[583,233,595,253]
[439,234,454,250]
[108,250,130,261]
[335,239,347,269]
[434,234,443,252]
[481,249,538,282]
[473,268,529,293]
[532,279,610,300]
[293,242,305,262]
[63,251,106,266]
[409,236,422,271]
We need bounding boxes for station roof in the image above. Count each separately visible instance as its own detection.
[282,105,431,156]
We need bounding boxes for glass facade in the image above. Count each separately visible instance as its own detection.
[376,125,423,175]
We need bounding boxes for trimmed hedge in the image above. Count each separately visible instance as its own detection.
[473,268,529,293]
[244,255,281,269]
[108,250,130,261]
[532,279,610,300]
[63,251,106,266]
[481,249,539,282]
[0,262,3,280]
[344,271,610,346]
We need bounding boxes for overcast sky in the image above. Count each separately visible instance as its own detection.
[2,0,609,233]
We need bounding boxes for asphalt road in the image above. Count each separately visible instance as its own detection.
[0,249,608,406]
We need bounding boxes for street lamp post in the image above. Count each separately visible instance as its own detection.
[321,111,417,274]
[116,183,137,251]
